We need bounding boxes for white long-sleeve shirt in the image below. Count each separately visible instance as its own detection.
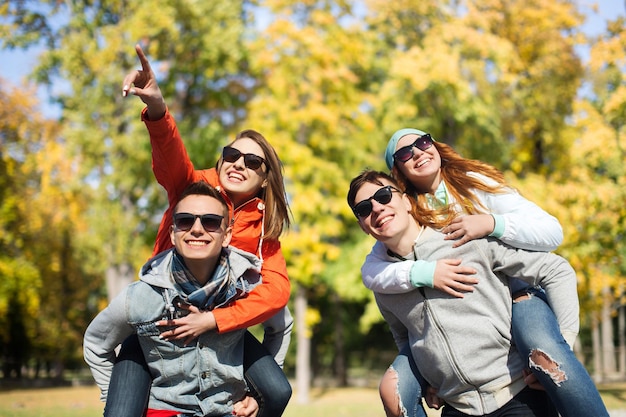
[362,172,563,293]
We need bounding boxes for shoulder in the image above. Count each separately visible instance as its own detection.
[197,168,219,187]
[227,246,262,271]
[466,171,499,186]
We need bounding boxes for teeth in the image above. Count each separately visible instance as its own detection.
[229,172,244,181]
[187,241,207,246]
[417,159,430,168]
[378,216,392,227]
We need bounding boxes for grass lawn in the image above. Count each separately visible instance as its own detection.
[0,383,624,417]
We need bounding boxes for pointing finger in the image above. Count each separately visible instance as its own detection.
[135,44,154,74]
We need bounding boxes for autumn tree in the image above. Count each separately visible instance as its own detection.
[0,78,99,378]
[1,0,258,375]
[244,0,385,399]
[550,14,626,381]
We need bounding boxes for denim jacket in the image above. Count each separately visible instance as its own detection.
[84,248,262,416]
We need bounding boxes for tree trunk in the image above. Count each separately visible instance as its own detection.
[295,284,310,404]
[619,305,625,378]
[106,263,134,301]
[592,313,601,382]
[601,287,616,380]
[333,292,347,386]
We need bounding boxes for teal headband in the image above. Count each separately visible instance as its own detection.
[384,128,428,170]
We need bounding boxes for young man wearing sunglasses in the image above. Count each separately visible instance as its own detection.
[347,169,585,417]
[84,181,262,417]
[119,44,293,417]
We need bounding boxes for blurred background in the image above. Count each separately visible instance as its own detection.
[0,0,624,406]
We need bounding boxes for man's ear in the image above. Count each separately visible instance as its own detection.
[401,193,412,212]
[170,225,176,245]
[222,225,233,248]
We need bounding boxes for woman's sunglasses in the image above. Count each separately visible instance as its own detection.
[173,213,224,233]
[352,185,401,218]
[393,134,434,164]
[222,146,267,170]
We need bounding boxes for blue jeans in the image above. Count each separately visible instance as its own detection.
[511,289,609,417]
[104,331,291,417]
[392,289,609,417]
[388,344,428,417]
[442,386,556,417]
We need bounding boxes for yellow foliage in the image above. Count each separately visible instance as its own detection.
[303,306,322,339]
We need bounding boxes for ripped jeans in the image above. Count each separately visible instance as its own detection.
[511,288,609,417]
[386,288,609,417]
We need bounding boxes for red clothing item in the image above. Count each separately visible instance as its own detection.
[144,108,290,333]
[146,410,180,417]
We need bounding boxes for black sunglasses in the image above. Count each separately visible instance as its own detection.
[393,134,434,164]
[173,213,224,233]
[222,146,267,170]
[352,185,401,218]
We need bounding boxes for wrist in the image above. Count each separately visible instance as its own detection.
[145,99,167,121]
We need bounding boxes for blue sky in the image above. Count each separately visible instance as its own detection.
[0,0,622,117]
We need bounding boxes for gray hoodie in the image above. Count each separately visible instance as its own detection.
[374,227,578,415]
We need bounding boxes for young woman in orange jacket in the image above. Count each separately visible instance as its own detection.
[102,44,293,417]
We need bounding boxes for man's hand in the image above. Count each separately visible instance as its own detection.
[233,395,259,417]
[442,214,495,248]
[523,368,546,391]
[121,44,166,120]
[156,304,217,346]
[433,259,478,298]
[424,386,444,410]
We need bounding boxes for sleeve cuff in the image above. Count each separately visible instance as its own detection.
[409,260,436,288]
[141,106,168,123]
[489,214,504,238]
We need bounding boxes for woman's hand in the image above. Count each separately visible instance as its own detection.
[156,304,217,346]
[233,395,259,417]
[121,44,167,120]
[442,214,495,247]
[433,259,478,298]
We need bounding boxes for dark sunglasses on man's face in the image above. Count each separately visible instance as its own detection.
[352,185,401,218]
[173,213,224,233]
[393,134,434,164]
[222,146,267,170]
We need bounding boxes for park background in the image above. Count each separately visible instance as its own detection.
[1,0,625,414]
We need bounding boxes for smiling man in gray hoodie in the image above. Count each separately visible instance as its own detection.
[346,170,584,417]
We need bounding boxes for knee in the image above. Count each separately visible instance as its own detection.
[380,367,402,417]
[254,378,292,416]
[529,349,568,387]
[273,379,292,406]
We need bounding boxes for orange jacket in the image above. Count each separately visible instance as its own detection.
[144,108,290,333]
